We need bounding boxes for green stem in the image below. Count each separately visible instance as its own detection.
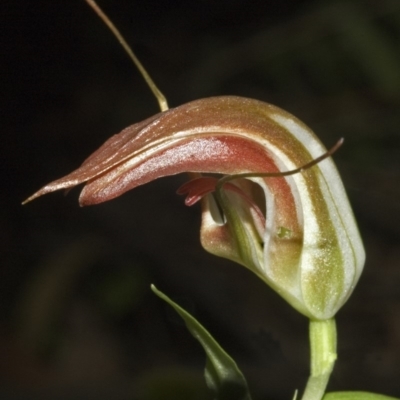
[301,318,337,400]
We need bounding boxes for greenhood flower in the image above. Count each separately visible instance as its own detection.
[24,96,365,320]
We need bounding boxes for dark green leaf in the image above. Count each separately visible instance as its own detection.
[151,285,252,400]
[324,392,400,400]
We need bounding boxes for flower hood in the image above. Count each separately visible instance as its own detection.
[24,96,365,320]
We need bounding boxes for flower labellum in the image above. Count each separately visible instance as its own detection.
[24,96,365,320]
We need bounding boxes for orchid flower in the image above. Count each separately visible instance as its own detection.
[24,96,365,320]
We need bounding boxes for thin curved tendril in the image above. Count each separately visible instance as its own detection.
[85,0,168,112]
[216,138,344,193]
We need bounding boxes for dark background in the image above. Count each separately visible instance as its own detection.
[2,0,400,399]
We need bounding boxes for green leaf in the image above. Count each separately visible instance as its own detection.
[324,392,400,400]
[151,285,252,400]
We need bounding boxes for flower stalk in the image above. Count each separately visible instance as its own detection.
[301,318,337,400]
